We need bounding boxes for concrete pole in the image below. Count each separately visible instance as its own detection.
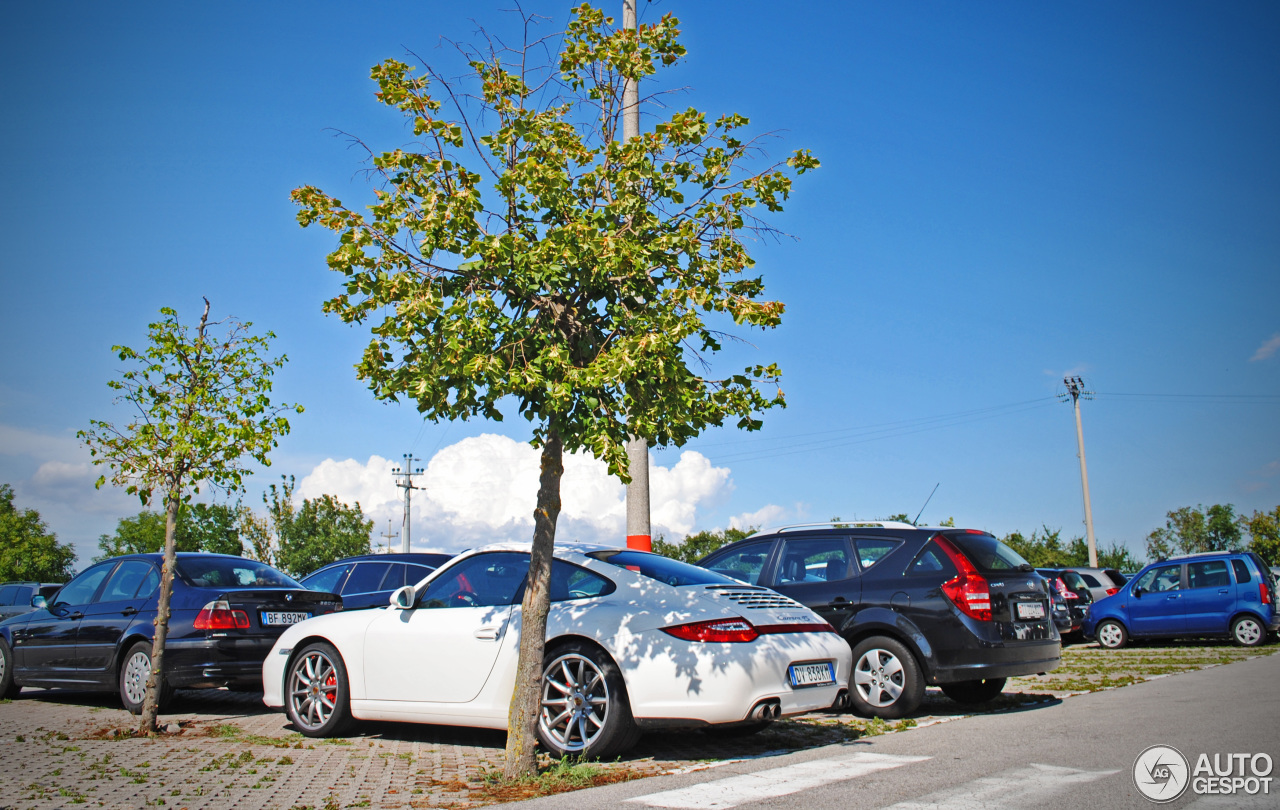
[623,0,651,552]
[1065,377,1098,567]
[393,454,422,553]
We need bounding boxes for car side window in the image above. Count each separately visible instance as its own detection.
[54,563,115,607]
[342,562,393,595]
[703,541,774,585]
[1231,559,1252,584]
[549,560,615,601]
[419,552,529,609]
[0,585,16,605]
[854,538,900,570]
[905,543,957,577]
[777,538,851,584]
[1187,560,1231,589]
[1080,573,1102,588]
[135,567,160,599]
[405,564,435,586]
[99,561,156,602]
[1136,565,1182,592]
[302,564,351,594]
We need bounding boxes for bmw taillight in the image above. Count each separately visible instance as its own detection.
[194,600,250,630]
[662,618,759,643]
[935,535,992,621]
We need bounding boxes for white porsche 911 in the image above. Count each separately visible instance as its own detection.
[262,543,852,758]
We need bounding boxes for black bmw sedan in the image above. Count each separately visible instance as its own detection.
[0,553,340,713]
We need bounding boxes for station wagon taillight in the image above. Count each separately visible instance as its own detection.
[194,600,250,630]
[662,618,759,643]
[935,535,992,621]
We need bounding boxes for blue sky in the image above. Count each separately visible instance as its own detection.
[2,1,1278,565]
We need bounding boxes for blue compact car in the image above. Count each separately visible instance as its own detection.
[1083,551,1277,648]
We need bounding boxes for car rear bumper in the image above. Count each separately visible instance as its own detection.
[164,636,276,689]
[929,639,1061,684]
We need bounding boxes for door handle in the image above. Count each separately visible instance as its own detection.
[473,627,500,640]
[827,599,854,610]
[1217,589,1229,595]
[121,607,139,616]
[68,611,84,619]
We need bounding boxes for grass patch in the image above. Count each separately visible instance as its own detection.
[469,758,647,804]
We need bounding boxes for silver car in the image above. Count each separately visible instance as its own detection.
[1063,567,1127,602]
[0,582,63,620]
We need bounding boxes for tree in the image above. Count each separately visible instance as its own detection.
[97,502,245,560]
[1146,504,1242,560]
[1241,506,1280,566]
[259,476,373,578]
[292,4,815,778]
[652,527,753,564]
[79,299,300,734]
[0,483,77,582]
[1003,526,1142,571]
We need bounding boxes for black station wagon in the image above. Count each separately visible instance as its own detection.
[698,521,1061,718]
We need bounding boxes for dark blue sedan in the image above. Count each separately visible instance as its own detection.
[299,552,451,610]
[0,553,340,713]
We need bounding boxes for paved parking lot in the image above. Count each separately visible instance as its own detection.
[1,642,1273,809]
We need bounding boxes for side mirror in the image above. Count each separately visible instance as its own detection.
[1131,586,1143,598]
[390,585,416,610]
[31,595,47,610]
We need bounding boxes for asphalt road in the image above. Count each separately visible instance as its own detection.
[496,652,1280,810]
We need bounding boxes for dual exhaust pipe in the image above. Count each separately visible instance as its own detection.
[748,689,849,723]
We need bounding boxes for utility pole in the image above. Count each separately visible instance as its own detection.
[379,519,398,555]
[1060,376,1098,567]
[622,0,652,552]
[392,454,423,553]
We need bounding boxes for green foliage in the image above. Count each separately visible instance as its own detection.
[0,483,77,581]
[79,302,302,507]
[652,527,753,564]
[1002,526,1142,570]
[97,502,245,560]
[252,476,372,578]
[1145,504,1242,560]
[1241,506,1280,566]
[291,4,815,478]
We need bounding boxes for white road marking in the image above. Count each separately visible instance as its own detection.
[886,763,1120,809]
[626,752,929,809]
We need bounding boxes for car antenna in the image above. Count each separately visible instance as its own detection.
[912,483,940,526]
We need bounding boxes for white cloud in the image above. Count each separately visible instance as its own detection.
[298,435,735,552]
[1249,333,1280,362]
[730,504,788,532]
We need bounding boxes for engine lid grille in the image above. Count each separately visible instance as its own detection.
[702,585,805,610]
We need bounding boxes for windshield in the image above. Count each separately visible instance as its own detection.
[947,532,1033,572]
[176,557,301,589]
[589,550,739,587]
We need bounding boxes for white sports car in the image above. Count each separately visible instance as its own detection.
[262,543,852,758]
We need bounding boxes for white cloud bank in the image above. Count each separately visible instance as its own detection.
[297,434,743,552]
[1250,333,1280,362]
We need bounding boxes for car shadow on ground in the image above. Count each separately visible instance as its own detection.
[10,687,277,717]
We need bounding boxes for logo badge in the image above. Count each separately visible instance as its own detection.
[285,593,293,602]
[1133,744,1190,803]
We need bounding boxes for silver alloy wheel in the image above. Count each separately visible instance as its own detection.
[122,649,151,707]
[1098,622,1125,649]
[853,647,905,708]
[1234,617,1262,646]
[288,650,339,732]
[540,653,610,753]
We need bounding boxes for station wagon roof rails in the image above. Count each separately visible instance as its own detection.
[751,520,919,536]
[1161,549,1238,562]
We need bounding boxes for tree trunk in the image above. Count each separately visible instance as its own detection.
[140,485,181,734]
[503,428,563,780]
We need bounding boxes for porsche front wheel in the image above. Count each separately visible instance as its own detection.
[286,642,354,737]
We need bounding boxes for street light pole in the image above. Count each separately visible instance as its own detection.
[1061,376,1098,567]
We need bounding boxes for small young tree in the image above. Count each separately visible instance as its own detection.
[79,299,300,733]
[293,4,815,778]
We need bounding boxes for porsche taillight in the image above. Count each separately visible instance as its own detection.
[662,618,759,643]
[194,600,250,630]
[935,535,992,621]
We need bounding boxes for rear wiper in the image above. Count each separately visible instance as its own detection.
[1016,563,1035,572]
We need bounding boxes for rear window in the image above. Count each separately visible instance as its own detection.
[1060,570,1089,591]
[177,557,301,589]
[591,550,738,587]
[947,532,1032,572]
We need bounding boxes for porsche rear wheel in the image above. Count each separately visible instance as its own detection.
[537,641,638,759]
[286,642,354,737]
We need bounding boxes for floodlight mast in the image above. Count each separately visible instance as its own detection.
[1060,376,1097,567]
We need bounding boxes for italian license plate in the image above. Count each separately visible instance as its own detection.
[261,611,311,626]
[788,662,835,688]
[1016,601,1046,620]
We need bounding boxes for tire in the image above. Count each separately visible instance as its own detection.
[848,636,924,719]
[537,641,639,759]
[285,642,355,737]
[118,641,173,715]
[1231,615,1266,647]
[1096,620,1128,650]
[0,637,20,699]
[940,677,1007,705]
